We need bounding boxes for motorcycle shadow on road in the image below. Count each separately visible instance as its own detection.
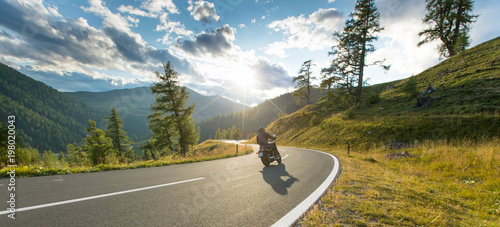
[259,163,299,195]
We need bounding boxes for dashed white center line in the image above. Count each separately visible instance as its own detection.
[0,177,205,215]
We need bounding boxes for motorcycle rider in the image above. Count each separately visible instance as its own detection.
[257,126,278,155]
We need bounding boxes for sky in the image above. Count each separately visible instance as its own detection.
[0,0,499,106]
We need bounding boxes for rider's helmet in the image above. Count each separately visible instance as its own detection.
[258,126,265,133]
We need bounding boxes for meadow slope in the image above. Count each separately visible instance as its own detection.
[263,37,499,226]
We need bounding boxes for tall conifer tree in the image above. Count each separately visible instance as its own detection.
[105,106,131,158]
[322,0,388,105]
[292,60,315,105]
[418,0,478,58]
[148,62,199,155]
[83,120,114,165]
[215,128,222,140]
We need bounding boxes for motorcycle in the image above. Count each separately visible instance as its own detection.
[257,136,282,166]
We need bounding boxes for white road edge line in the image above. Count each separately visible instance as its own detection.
[0,177,205,215]
[282,154,289,160]
[272,148,340,227]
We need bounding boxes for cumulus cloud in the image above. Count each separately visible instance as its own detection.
[155,13,194,45]
[117,0,178,18]
[0,1,114,68]
[265,8,344,58]
[117,5,150,17]
[117,0,187,45]
[251,57,293,90]
[142,0,178,15]
[188,0,220,23]
[20,67,151,92]
[176,25,235,58]
[0,0,200,91]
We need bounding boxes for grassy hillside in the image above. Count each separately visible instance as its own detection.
[299,139,499,226]
[66,86,247,141]
[266,37,500,226]
[269,36,499,148]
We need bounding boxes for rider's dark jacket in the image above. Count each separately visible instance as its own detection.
[257,131,275,147]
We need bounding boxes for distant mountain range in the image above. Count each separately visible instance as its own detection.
[65,86,328,143]
[65,87,248,142]
[0,62,249,151]
[0,62,97,152]
[0,61,326,152]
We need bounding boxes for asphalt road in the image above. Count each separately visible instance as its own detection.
[0,146,339,226]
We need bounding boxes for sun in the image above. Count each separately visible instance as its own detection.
[231,72,256,91]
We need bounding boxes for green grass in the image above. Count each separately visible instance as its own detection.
[268,37,499,150]
[260,37,500,226]
[0,140,253,178]
[298,139,499,226]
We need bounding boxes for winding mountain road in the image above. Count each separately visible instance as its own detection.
[1,146,339,226]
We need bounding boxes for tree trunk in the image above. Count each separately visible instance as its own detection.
[450,0,466,56]
[356,37,367,105]
[307,74,310,105]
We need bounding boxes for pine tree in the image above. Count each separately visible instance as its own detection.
[42,150,58,168]
[233,127,242,140]
[322,0,388,106]
[221,129,228,139]
[418,0,478,58]
[215,128,222,140]
[229,125,237,139]
[105,106,132,159]
[148,62,199,155]
[247,132,256,140]
[0,120,7,166]
[140,141,157,161]
[292,60,315,105]
[67,143,86,166]
[84,119,114,165]
[58,151,68,168]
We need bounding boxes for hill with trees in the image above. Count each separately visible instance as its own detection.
[0,62,98,152]
[267,36,499,149]
[282,35,499,227]
[197,87,325,141]
[65,86,247,142]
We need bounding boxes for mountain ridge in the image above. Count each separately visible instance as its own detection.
[0,63,98,152]
[65,86,248,142]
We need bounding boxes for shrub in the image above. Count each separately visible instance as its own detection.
[310,115,322,126]
[401,76,419,96]
[43,150,58,168]
[367,93,381,104]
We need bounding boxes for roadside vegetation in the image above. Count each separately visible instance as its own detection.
[265,31,499,225]
[299,139,499,226]
[0,140,252,178]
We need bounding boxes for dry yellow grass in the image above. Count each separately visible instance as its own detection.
[299,139,500,226]
[0,140,254,177]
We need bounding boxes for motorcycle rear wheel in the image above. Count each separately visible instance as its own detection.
[260,156,270,166]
